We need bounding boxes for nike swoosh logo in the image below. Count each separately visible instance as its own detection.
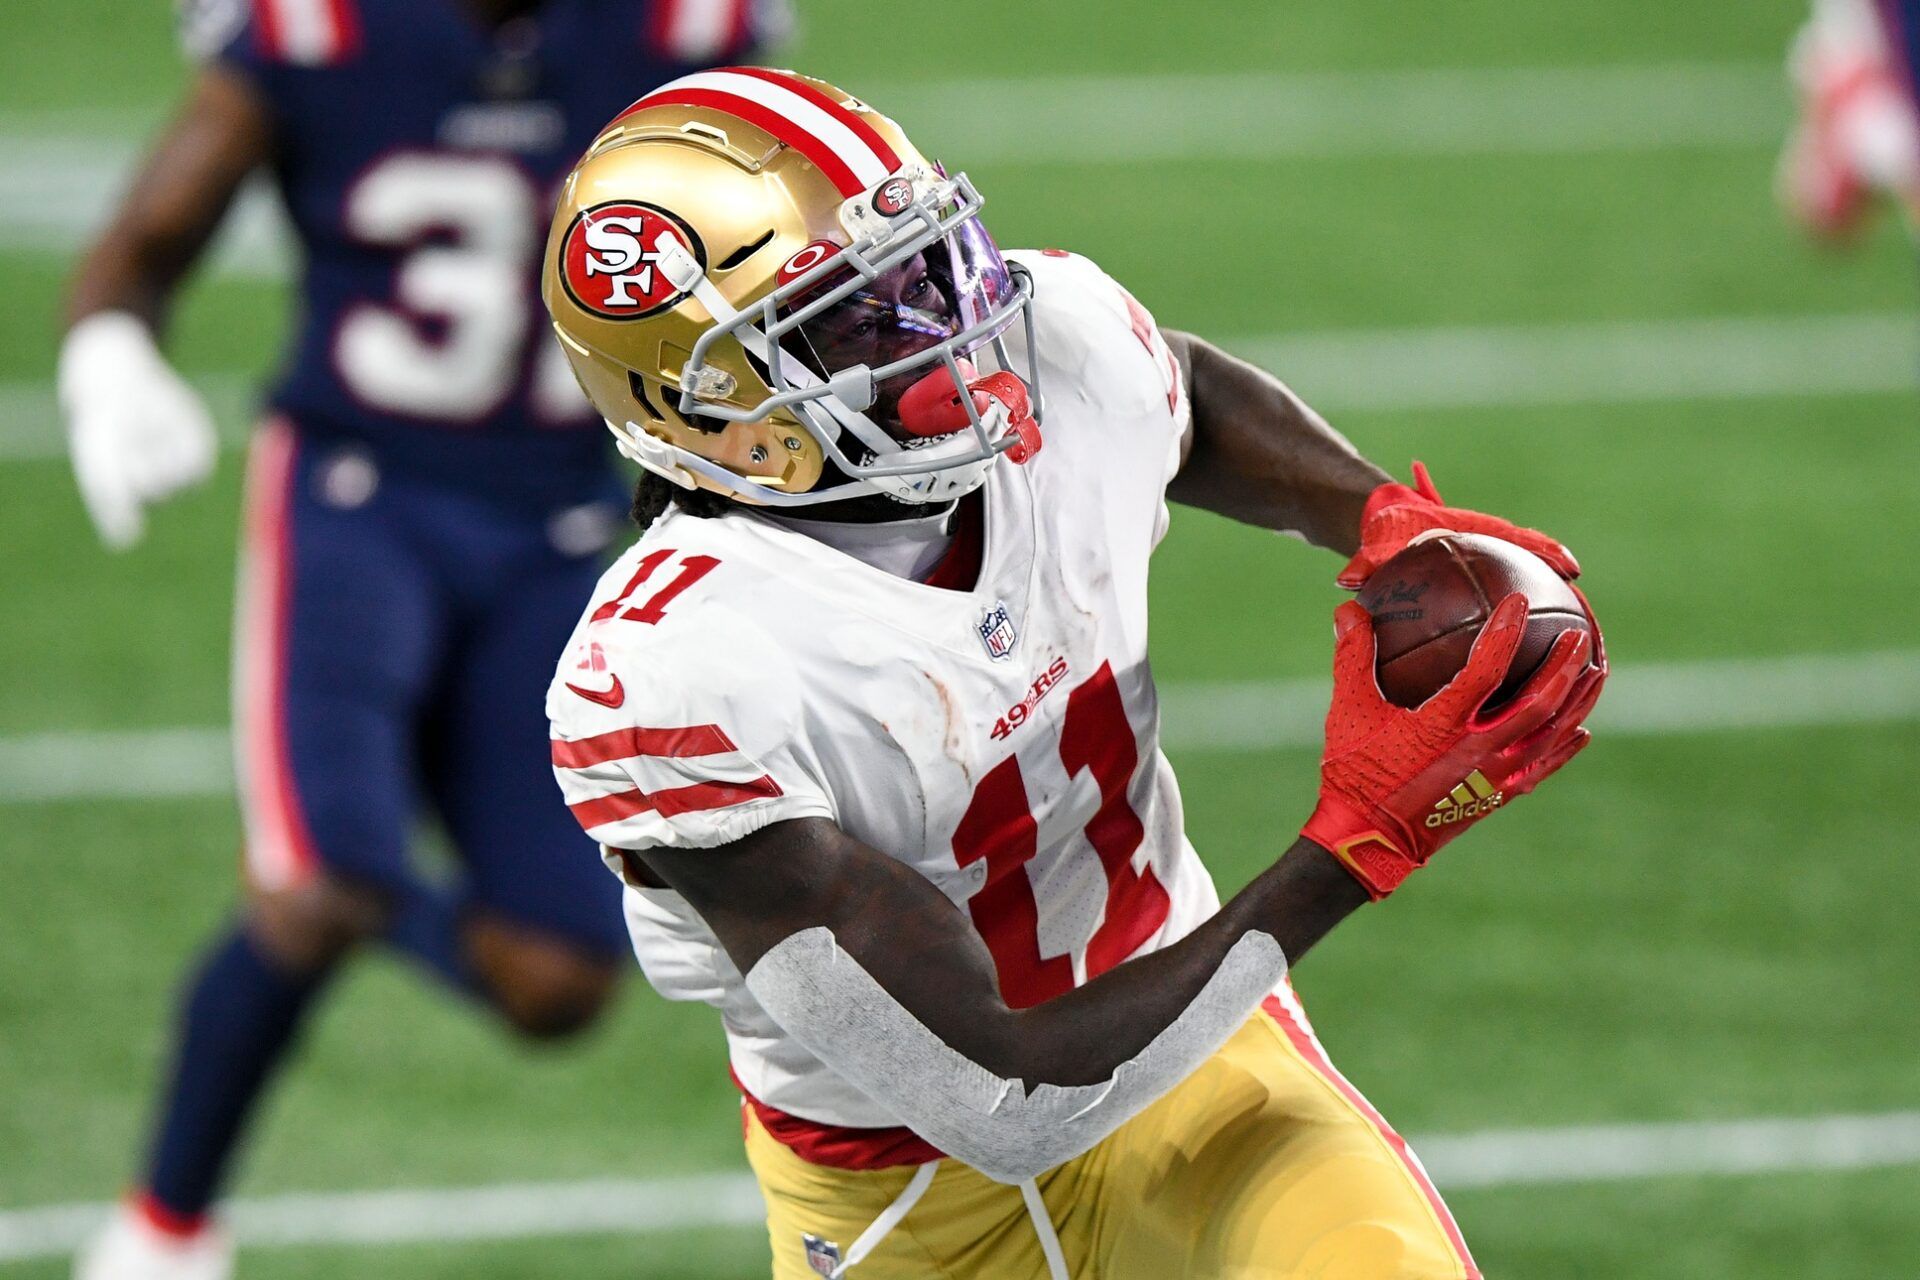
[565,674,625,709]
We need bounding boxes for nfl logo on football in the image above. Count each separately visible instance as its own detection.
[977,601,1018,661]
[802,1233,842,1276]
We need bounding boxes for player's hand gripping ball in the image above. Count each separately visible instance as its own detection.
[1302,542,1607,899]
[1356,532,1592,708]
[1338,460,1581,589]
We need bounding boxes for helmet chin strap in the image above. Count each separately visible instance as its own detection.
[654,234,898,462]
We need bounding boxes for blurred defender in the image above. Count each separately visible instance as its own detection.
[542,70,1606,1277]
[1781,0,1920,238]
[57,2,780,1276]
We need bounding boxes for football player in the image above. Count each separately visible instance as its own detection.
[541,70,1606,1279]
[1780,0,1920,239]
[57,3,781,1277]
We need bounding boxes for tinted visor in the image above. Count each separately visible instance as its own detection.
[780,215,1017,428]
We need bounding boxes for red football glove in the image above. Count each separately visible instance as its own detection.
[1337,461,1581,589]
[1302,593,1606,900]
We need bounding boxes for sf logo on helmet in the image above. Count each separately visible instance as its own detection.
[558,201,706,320]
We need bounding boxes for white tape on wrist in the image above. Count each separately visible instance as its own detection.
[744,927,1288,1185]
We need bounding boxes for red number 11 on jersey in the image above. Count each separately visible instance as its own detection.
[591,549,720,626]
[951,660,1172,1008]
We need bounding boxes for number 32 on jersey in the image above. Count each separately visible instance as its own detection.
[335,152,585,423]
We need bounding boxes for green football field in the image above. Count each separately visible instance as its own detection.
[3,0,1918,1276]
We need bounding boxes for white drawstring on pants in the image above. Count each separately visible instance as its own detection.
[827,1161,1070,1280]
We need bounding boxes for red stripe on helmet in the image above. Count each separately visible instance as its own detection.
[718,66,903,172]
[624,86,867,195]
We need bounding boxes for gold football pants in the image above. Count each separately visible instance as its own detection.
[746,990,1477,1279]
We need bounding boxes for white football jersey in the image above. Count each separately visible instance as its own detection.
[548,249,1222,1129]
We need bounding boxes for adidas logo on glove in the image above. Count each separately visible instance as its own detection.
[1426,770,1505,827]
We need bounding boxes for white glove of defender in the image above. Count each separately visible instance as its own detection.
[58,311,219,550]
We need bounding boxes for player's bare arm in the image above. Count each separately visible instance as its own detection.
[1162,329,1388,554]
[59,65,272,549]
[1163,329,1593,601]
[67,65,272,328]
[633,822,1363,1091]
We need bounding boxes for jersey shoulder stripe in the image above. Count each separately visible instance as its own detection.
[254,0,361,66]
[551,723,738,770]
[568,773,783,829]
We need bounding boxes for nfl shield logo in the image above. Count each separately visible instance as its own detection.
[977,600,1018,661]
[802,1233,842,1276]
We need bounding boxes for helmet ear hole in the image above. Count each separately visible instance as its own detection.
[627,370,664,421]
[630,370,724,436]
[717,229,776,271]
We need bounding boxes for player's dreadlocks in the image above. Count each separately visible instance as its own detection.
[631,468,731,529]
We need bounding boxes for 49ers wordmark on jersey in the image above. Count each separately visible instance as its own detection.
[557,201,706,320]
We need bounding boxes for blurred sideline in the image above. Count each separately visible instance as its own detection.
[2,1111,1916,1260]
[2,311,1916,463]
[5,650,1919,803]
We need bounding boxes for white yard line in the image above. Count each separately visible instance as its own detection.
[872,62,1787,162]
[1232,312,1920,412]
[0,62,1786,277]
[0,1110,1913,1261]
[3,650,1918,804]
[0,311,1911,465]
[1159,647,1920,753]
[0,727,234,803]
[0,375,254,462]
[1415,1111,1920,1191]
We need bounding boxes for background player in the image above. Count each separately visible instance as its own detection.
[542,70,1604,1277]
[1781,0,1920,239]
[56,3,782,1276]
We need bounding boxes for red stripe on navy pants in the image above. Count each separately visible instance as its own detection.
[234,419,321,890]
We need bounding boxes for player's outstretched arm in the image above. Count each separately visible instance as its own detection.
[1162,332,1585,594]
[631,603,1595,1182]
[66,66,272,330]
[59,66,271,548]
[636,816,1338,1182]
[637,820,1357,1088]
[1163,328,1390,553]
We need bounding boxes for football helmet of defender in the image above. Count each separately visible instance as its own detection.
[544,70,1606,1279]
[60,5,785,1279]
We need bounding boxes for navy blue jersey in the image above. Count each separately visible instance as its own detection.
[200,0,776,505]
[1883,0,1920,106]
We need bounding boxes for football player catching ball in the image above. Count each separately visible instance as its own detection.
[543,69,1606,1279]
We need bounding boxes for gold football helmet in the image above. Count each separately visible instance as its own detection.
[542,67,1042,507]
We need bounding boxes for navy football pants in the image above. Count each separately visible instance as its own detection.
[232,417,627,956]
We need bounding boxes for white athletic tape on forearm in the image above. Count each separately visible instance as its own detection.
[744,927,1288,1185]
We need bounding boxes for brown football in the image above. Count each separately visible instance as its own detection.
[1357,532,1589,709]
